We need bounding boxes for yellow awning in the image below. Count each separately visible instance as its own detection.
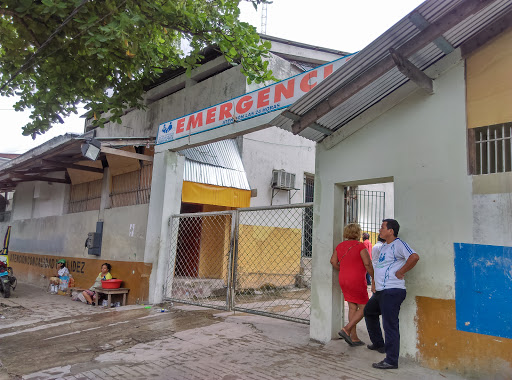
[182,181,250,208]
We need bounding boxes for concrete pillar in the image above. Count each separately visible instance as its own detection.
[144,150,185,304]
[98,167,111,220]
[310,180,344,342]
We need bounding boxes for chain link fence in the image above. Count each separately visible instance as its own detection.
[233,204,313,323]
[164,203,313,323]
[165,210,235,311]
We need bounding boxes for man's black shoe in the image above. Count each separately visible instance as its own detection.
[372,360,398,369]
[367,344,385,354]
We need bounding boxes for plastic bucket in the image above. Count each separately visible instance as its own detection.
[101,279,122,289]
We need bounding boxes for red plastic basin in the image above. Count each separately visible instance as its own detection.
[101,279,122,289]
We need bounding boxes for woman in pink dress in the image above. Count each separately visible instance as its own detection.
[330,223,374,346]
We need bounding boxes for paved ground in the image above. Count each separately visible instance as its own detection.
[0,283,470,380]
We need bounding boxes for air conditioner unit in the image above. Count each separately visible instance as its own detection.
[271,170,296,190]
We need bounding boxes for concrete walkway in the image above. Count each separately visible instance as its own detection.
[0,284,469,380]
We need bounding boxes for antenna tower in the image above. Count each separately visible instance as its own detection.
[261,3,268,35]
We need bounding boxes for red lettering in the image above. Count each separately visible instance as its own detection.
[300,71,318,92]
[257,88,270,108]
[219,103,233,121]
[186,113,203,130]
[323,64,333,78]
[274,79,295,103]
[236,95,253,114]
[176,118,185,134]
[206,107,216,124]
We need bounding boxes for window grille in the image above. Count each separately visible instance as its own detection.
[303,175,314,257]
[110,163,152,208]
[344,187,385,246]
[68,179,102,213]
[471,123,512,175]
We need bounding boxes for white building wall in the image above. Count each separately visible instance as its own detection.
[11,176,69,221]
[471,173,512,247]
[312,61,473,358]
[32,181,68,219]
[242,127,315,207]
[12,182,35,220]
[241,49,317,208]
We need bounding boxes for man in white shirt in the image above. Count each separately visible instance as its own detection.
[364,219,420,370]
[371,236,385,265]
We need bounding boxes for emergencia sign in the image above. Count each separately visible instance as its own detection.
[156,54,355,145]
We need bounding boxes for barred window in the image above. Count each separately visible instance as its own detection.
[469,123,512,175]
[110,163,152,208]
[68,179,102,213]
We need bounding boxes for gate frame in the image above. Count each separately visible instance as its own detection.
[164,202,314,321]
[232,202,313,323]
[165,209,235,311]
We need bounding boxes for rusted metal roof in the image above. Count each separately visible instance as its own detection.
[273,0,512,142]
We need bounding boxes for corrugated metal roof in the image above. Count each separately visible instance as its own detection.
[181,139,245,170]
[273,0,512,142]
[182,139,250,190]
[0,133,250,191]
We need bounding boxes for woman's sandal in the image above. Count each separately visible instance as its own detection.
[338,329,355,346]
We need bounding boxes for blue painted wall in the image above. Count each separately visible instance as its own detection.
[454,243,512,339]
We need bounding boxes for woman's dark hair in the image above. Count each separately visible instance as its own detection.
[382,219,400,237]
[102,263,112,272]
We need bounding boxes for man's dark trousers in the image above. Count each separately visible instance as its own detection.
[364,288,407,366]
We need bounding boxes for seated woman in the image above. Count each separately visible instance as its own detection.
[82,263,112,306]
[50,259,70,294]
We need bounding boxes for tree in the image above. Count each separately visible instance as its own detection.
[0,0,273,137]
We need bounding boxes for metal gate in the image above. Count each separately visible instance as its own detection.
[165,210,235,311]
[164,203,313,323]
[233,204,312,323]
[344,187,386,244]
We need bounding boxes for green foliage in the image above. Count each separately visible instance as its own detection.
[0,0,273,137]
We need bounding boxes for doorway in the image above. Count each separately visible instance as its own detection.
[175,203,203,277]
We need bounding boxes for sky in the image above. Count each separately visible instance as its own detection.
[0,0,424,154]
